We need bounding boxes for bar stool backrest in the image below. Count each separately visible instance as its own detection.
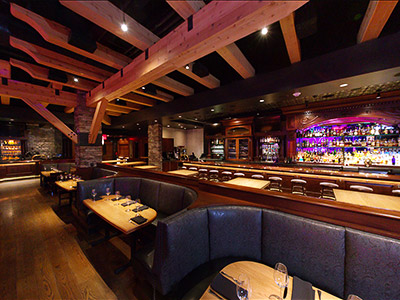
[320,182,339,188]
[188,167,197,171]
[221,171,232,175]
[269,176,282,181]
[234,173,245,177]
[181,166,187,169]
[251,174,264,179]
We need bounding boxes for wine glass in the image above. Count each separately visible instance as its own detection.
[115,191,121,200]
[91,189,97,201]
[347,295,362,300]
[236,274,250,300]
[106,187,111,196]
[125,195,132,211]
[269,263,288,300]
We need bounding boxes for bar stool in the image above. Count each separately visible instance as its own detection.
[209,170,219,182]
[234,172,245,178]
[198,169,208,180]
[181,166,187,170]
[350,185,373,192]
[251,174,264,179]
[220,171,233,182]
[269,177,283,192]
[188,167,197,171]
[392,189,400,196]
[291,179,307,195]
[319,182,339,200]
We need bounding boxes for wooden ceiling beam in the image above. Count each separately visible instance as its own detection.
[10,3,130,69]
[357,0,398,43]
[89,98,108,144]
[10,36,112,82]
[133,88,173,103]
[21,97,78,143]
[102,113,111,126]
[168,0,255,79]
[0,79,77,107]
[177,63,220,89]
[0,59,11,78]
[60,0,159,51]
[1,96,10,105]
[279,12,301,64]
[153,77,194,96]
[86,1,306,105]
[64,106,74,113]
[107,103,139,114]
[118,92,156,107]
[105,111,121,117]
[10,58,97,91]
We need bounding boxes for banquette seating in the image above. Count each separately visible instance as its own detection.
[75,177,197,229]
[41,162,76,173]
[134,205,400,300]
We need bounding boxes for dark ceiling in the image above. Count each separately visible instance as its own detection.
[0,0,400,134]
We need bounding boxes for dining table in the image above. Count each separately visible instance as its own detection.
[225,177,270,189]
[200,261,341,300]
[55,179,83,206]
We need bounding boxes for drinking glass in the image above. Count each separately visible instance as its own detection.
[91,189,97,201]
[269,263,288,300]
[115,191,121,200]
[347,295,362,300]
[236,274,250,300]
[125,195,132,211]
[106,187,111,196]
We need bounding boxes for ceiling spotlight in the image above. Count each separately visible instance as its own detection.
[211,108,215,112]
[73,77,79,82]
[136,123,139,125]
[259,99,265,103]
[122,126,125,128]
[121,23,128,32]
[139,127,141,130]
[141,86,146,90]
[293,91,302,97]
[261,27,268,35]
[184,127,187,130]
[213,123,219,126]
[10,119,14,121]
[179,115,182,118]
[154,119,157,122]
[194,126,197,129]
[185,65,190,70]
[339,83,348,88]
[116,98,120,102]
[195,118,198,121]
[167,125,170,127]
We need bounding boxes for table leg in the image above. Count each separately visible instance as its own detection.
[114,232,137,275]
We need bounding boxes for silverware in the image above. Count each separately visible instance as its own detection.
[220,270,240,284]
[208,288,225,300]
[317,289,322,300]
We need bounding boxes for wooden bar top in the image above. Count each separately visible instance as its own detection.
[225,177,270,189]
[134,165,158,169]
[168,169,198,176]
[334,189,400,212]
[200,261,340,300]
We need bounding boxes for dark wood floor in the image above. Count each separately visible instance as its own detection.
[0,179,154,300]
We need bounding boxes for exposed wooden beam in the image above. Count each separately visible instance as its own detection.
[10,58,97,91]
[86,1,306,105]
[102,113,111,126]
[1,96,10,105]
[279,12,301,64]
[105,111,121,117]
[89,98,107,144]
[40,102,49,107]
[177,63,220,89]
[133,88,173,103]
[0,59,11,78]
[118,92,156,107]
[107,103,139,114]
[21,97,78,143]
[357,0,398,43]
[168,0,255,79]
[153,77,194,96]
[60,0,159,51]
[10,36,112,82]
[10,3,130,69]
[0,79,77,107]
[64,107,74,113]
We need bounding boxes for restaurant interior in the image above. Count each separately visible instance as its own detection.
[1,1,400,300]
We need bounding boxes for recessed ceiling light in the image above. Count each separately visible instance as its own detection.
[339,83,348,88]
[194,126,197,129]
[293,91,302,97]
[194,118,198,120]
[116,98,120,102]
[167,125,170,127]
[185,65,190,70]
[179,115,182,118]
[154,119,157,122]
[139,127,141,130]
[73,77,79,82]
[213,123,219,126]
[141,86,146,90]
[211,108,215,112]
[10,119,14,121]
[261,27,268,35]
[136,123,139,125]
[122,126,125,128]
[184,127,186,130]
[178,124,181,126]
[257,113,260,116]
[121,23,128,32]
[259,99,265,103]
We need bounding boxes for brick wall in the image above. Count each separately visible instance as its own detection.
[148,123,162,170]
[26,124,62,158]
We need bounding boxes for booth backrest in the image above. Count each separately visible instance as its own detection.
[41,162,75,172]
[152,206,400,299]
[91,167,118,179]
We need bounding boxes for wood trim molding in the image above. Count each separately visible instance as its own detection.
[89,98,108,144]
[10,3,130,69]
[279,12,301,64]
[86,1,306,105]
[153,76,194,96]
[357,0,398,43]
[178,63,220,89]
[22,97,78,143]
[10,36,112,82]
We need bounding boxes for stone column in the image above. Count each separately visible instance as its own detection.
[74,92,102,168]
[148,123,162,170]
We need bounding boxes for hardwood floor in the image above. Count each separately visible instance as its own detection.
[0,179,153,300]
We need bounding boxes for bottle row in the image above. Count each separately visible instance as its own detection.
[297,124,400,138]
[297,137,400,148]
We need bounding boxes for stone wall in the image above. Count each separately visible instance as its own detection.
[148,123,162,170]
[26,124,62,158]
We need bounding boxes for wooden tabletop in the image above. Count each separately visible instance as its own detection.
[102,159,125,163]
[225,177,270,189]
[83,196,157,235]
[134,165,158,169]
[168,169,198,176]
[55,179,83,191]
[200,261,341,300]
[334,189,400,212]
[41,170,62,177]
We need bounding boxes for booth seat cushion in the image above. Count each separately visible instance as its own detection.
[152,209,210,295]
[114,177,141,199]
[345,228,400,300]
[139,179,160,209]
[158,182,186,215]
[208,206,262,261]
[77,178,115,210]
[262,210,345,297]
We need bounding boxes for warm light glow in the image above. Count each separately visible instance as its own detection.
[121,23,128,32]
[167,125,170,127]
[339,83,348,88]
[73,77,79,82]
[261,27,268,35]
[213,123,219,126]
[194,126,197,129]
[141,86,146,90]
[211,108,215,112]
[179,115,182,118]
[259,99,265,103]
[293,91,302,97]
[185,65,190,70]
